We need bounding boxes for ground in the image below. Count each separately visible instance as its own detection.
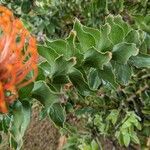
[0,105,141,150]
[23,105,60,150]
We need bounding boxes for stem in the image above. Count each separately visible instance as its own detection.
[95,136,103,150]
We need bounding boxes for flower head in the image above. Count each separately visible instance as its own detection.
[0,6,38,113]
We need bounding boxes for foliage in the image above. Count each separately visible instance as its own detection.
[35,14,150,149]
[0,1,150,150]
[1,0,150,38]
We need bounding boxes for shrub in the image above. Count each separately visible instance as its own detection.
[36,14,150,149]
[1,0,150,37]
[0,1,150,150]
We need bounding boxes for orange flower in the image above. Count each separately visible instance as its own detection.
[0,6,38,113]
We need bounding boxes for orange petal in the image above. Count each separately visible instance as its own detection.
[0,83,8,113]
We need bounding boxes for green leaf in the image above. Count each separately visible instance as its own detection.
[91,140,99,150]
[68,68,91,96]
[39,61,51,76]
[122,133,130,147]
[142,126,150,137]
[87,68,101,90]
[18,82,34,99]
[145,34,150,52]
[106,109,119,125]
[66,30,76,57]
[124,30,141,46]
[83,47,112,69]
[113,15,131,36]
[112,42,139,64]
[21,0,32,14]
[106,15,125,44]
[112,61,132,85]
[38,45,59,65]
[79,143,91,150]
[39,108,48,120]
[75,107,96,116]
[98,65,118,89]
[32,81,60,107]
[134,15,150,33]
[139,41,147,54]
[131,132,140,145]
[10,101,31,149]
[0,116,10,133]
[82,26,101,47]
[97,24,112,52]
[115,131,124,146]
[36,67,46,81]
[73,19,95,52]
[46,39,69,57]
[49,103,66,127]
[129,54,150,68]
[50,56,76,83]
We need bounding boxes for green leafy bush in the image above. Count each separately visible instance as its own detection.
[1,0,150,37]
[0,1,150,150]
[35,14,150,149]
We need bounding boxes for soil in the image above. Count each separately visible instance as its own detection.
[0,105,60,150]
[22,105,60,150]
